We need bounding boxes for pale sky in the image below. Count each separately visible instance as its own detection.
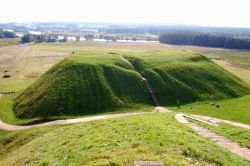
[1,0,250,27]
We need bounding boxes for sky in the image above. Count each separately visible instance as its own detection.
[1,0,250,27]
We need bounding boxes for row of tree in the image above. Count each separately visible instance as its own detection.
[159,31,250,49]
[0,30,17,38]
[21,34,67,43]
[21,33,97,43]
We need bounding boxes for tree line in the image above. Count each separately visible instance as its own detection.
[159,31,250,49]
[0,30,17,38]
[21,33,96,43]
[21,34,68,43]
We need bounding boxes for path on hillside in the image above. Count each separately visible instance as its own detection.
[191,114,250,129]
[0,107,170,131]
[0,112,149,131]
[119,54,160,106]
[175,113,250,160]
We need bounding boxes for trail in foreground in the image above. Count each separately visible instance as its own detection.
[175,113,250,160]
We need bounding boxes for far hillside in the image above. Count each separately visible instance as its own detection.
[13,50,250,119]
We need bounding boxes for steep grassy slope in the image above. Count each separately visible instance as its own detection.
[13,50,249,119]
[13,53,151,119]
[124,50,250,105]
[1,113,249,166]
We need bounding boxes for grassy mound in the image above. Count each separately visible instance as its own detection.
[124,50,250,105]
[13,54,151,119]
[13,50,250,119]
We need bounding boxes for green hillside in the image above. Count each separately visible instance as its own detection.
[1,114,249,165]
[124,50,250,105]
[13,53,151,119]
[13,50,250,119]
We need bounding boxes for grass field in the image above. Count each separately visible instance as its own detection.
[188,119,250,149]
[171,95,250,125]
[0,113,249,166]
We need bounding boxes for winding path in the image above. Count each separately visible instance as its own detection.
[175,113,250,160]
[0,112,149,131]
[0,107,171,131]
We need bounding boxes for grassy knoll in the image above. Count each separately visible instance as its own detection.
[0,113,249,166]
[13,53,152,119]
[171,95,250,124]
[124,50,250,105]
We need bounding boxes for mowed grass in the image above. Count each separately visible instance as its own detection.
[124,50,250,105]
[0,113,250,166]
[188,119,250,149]
[170,95,250,125]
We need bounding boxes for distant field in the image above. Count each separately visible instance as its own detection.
[213,59,250,85]
[0,38,20,48]
[204,51,250,69]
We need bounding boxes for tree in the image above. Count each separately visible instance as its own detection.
[159,31,250,49]
[35,35,46,43]
[85,34,94,41]
[76,36,80,42]
[47,35,58,42]
[21,33,33,43]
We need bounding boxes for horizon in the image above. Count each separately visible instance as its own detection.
[1,0,250,28]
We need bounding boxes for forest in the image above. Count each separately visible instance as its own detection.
[159,31,250,49]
